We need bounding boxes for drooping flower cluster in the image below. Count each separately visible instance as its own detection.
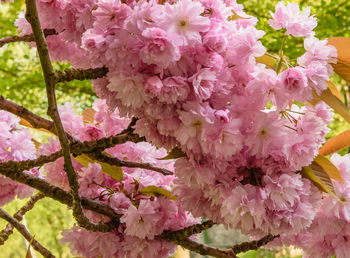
[269,154,350,258]
[39,100,199,258]
[0,111,38,206]
[14,0,341,255]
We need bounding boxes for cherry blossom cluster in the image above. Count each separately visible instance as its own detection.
[39,100,199,258]
[11,0,343,256]
[269,154,350,258]
[0,111,39,206]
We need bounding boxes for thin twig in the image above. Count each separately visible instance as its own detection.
[160,220,214,240]
[163,233,279,258]
[230,234,279,254]
[0,208,55,258]
[91,152,174,175]
[0,193,44,245]
[165,237,236,258]
[0,29,57,48]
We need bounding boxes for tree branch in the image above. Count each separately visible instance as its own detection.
[160,220,214,241]
[0,29,57,48]
[0,95,56,134]
[163,233,279,258]
[91,151,173,175]
[0,208,55,258]
[55,67,109,83]
[0,95,143,145]
[0,168,120,221]
[25,0,112,232]
[0,131,144,177]
[166,237,236,258]
[0,193,44,245]
[230,234,279,254]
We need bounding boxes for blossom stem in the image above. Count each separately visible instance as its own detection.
[276,34,287,74]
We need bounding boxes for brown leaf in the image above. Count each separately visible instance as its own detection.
[319,130,350,156]
[301,166,338,200]
[227,10,250,21]
[317,87,350,124]
[25,235,35,258]
[255,54,276,69]
[327,81,343,101]
[158,147,186,160]
[328,37,350,83]
[82,108,96,124]
[314,155,344,183]
[19,118,53,134]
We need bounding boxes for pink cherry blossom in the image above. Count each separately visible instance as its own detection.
[159,0,210,45]
[140,28,181,69]
[269,1,317,37]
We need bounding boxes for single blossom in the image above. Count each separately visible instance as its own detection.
[159,0,211,45]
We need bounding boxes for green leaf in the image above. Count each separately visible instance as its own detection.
[75,154,123,182]
[159,147,186,160]
[301,166,339,200]
[138,185,178,200]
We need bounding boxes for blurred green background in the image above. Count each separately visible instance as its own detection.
[1,0,350,257]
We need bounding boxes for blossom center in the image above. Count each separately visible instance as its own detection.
[193,120,202,128]
[179,20,187,27]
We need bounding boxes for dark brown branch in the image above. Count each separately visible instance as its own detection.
[0,208,55,257]
[0,193,44,245]
[91,152,173,175]
[161,224,279,258]
[0,29,57,48]
[120,117,138,134]
[25,0,112,232]
[0,132,144,175]
[160,220,214,241]
[55,67,109,83]
[14,193,45,221]
[0,168,120,221]
[166,238,236,258]
[230,234,279,254]
[0,95,56,134]
[0,95,143,147]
